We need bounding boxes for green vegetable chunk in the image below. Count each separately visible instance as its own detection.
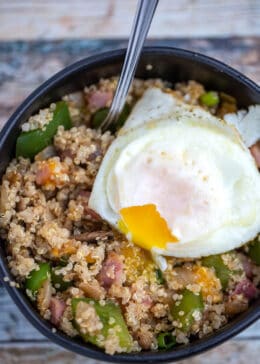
[200,91,219,107]
[25,262,51,295]
[114,103,131,130]
[155,268,165,285]
[157,332,176,350]
[51,266,72,291]
[248,238,260,266]
[202,254,231,290]
[171,289,204,332]
[71,297,133,352]
[91,108,109,129]
[91,103,130,131]
[16,101,72,159]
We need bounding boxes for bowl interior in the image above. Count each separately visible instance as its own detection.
[0,47,259,363]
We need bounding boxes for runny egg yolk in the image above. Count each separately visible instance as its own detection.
[118,204,178,250]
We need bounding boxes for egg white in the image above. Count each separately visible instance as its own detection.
[224,105,260,147]
[89,88,260,258]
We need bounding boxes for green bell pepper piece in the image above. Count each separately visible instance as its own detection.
[171,289,204,332]
[71,297,133,352]
[157,332,176,350]
[16,101,72,159]
[51,266,72,291]
[200,91,219,107]
[113,103,131,130]
[155,268,165,285]
[202,254,231,290]
[248,238,260,266]
[91,108,109,129]
[91,103,130,131]
[25,262,51,295]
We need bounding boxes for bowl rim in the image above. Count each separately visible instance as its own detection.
[0,46,259,363]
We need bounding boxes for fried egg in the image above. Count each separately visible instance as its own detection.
[89,88,260,258]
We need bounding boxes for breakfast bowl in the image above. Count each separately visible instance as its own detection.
[0,47,259,363]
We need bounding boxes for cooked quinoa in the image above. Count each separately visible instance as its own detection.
[0,78,259,355]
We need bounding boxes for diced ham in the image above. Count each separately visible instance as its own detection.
[225,278,257,316]
[35,164,51,185]
[87,90,113,110]
[98,252,125,289]
[50,297,66,326]
[250,141,260,168]
[234,278,257,300]
[142,294,153,308]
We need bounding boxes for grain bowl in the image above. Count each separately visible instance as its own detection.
[0,47,259,363]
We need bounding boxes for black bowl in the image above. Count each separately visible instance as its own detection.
[0,47,259,363]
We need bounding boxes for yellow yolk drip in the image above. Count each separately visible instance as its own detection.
[118,204,178,250]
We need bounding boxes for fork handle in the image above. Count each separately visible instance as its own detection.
[100,0,158,131]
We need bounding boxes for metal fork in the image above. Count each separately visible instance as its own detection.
[100,0,159,131]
